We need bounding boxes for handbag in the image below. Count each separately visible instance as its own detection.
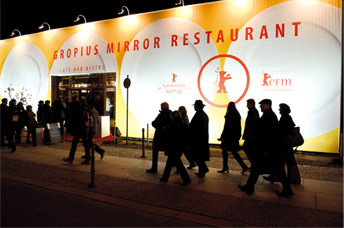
[12,113,19,122]
[286,126,304,147]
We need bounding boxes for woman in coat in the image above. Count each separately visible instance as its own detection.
[178,106,195,169]
[264,103,301,184]
[218,102,248,174]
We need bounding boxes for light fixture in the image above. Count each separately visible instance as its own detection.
[74,14,87,23]
[234,0,249,7]
[10,29,21,37]
[38,22,51,30]
[118,6,130,15]
[175,0,185,6]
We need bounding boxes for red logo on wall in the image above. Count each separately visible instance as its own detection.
[216,69,232,93]
[158,73,191,94]
[261,71,292,91]
[198,54,250,108]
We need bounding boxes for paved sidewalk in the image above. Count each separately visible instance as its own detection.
[1,145,343,227]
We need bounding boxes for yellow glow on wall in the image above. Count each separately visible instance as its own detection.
[175,6,193,18]
[234,0,249,7]
[119,15,139,32]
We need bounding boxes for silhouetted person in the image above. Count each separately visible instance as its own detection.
[37,100,44,126]
[189,100,210,178]
[94,92,103,116]
[7,99,17,152]
[147,102,172,173]
[52,97,67,141]
[178,106,195,169]
[64,97,73,134]
[15,102,26,143]
[85,97,105,160]
[160,111,191,186]
[25,105,37,146]
[41,100,54,144]
[218,102,248,174]
[264,103,301,184]
[238,99,293,198]
[63,96,90,164]
[242,99,260,164]
[1,98,9,147]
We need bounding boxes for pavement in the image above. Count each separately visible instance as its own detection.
[1,141,343,227]
[2,179,205,227]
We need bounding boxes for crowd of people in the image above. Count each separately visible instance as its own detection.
[0,95,105,163]
[1,95,299,198]
[147,99,299,198]
[1,98,39,152]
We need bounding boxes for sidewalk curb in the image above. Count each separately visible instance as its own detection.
[1,173,252,227]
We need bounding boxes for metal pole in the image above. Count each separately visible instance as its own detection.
[141,128,146,158]
[146,123,149,147]
[126,77,129,145]
[89,145,97,187]
[340,3,343,159]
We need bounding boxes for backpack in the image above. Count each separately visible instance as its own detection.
[83,109,94,127]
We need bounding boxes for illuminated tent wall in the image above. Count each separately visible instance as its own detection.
[0,0,342,153]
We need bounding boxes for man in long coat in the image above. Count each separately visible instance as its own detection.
[242,99,260,163]
[146,102,172,173]
[189,100,210,178]
[238,99,293,198]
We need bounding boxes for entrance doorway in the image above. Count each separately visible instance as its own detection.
[51,72,116,127]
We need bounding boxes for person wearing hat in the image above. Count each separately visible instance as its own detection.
[238,99,293,198]
[189,100,210,178]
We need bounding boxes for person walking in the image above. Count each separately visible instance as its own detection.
[278,103,301,184]
[263,103,301,184]
[85,97,105,160]
[146,102,172,173]
[63,96,90,164]
[242,99,260,164]
[189,100,210,178]
[178,106,196,169]
[217,102,248,174]
[238,99,293,198]
[160,111,191,186]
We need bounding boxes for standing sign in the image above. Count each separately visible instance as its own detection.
[46,123,61,142]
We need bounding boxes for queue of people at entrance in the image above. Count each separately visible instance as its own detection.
[146,99,299,198]
[1,95,105,163]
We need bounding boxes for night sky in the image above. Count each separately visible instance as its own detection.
[1,0,220,40]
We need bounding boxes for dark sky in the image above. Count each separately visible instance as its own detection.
[0,0,219,40]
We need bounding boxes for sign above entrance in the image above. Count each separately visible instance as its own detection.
[51,32,118,76]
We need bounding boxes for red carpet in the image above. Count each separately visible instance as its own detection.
[65,132,114,142]
[22,131,115,142]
